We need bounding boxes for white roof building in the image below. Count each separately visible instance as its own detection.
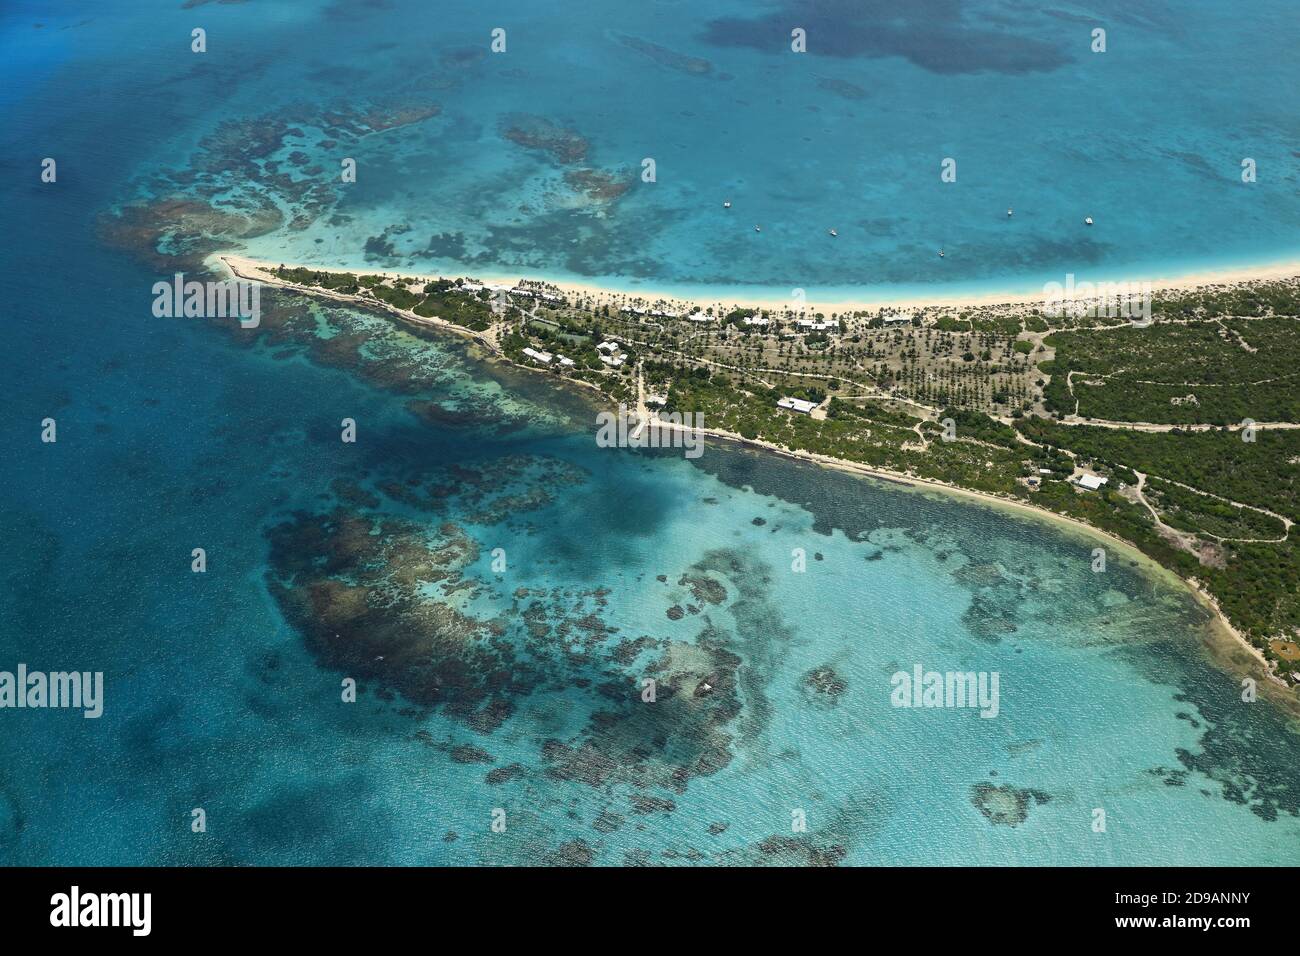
[883,313,913,324]
[777,396,818,414]
[556,355,575,367]
[597,341,620,353]
[742,317,770,326]
[522,347,553,365]
[796,319,836,331]
[1076,474,1108,491]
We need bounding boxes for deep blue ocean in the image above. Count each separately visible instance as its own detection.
[2,1,1299,865]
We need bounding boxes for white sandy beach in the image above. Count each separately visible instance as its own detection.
[219,252,1300,316]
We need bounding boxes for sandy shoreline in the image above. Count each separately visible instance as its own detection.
[220,251,1300,315]
[214,250,1292,689]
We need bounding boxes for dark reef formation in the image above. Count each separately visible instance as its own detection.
[800,664,848,707]
[262,474,810,860]
[499,113,589,165]
[970,783,1052,827]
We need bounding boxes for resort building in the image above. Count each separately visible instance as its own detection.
[777,396,818,415]
[510,286,563,303]
[598,340,626,367]
[522,347,553,365]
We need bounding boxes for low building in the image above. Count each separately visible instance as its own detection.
[883,313,913,325]
[522,347,553,365]
[777,396,818,415]
[796,319,836,332]
[556,355,575,367]
[1076,474,1109,491]
[742,316,770,326]
[598,340,625,366]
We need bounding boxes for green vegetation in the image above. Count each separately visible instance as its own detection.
[667,373,1023,495]
[1150,281,1300,320]
[1144,477,1286,540]
[277,267,495,331]
[1045,318,1300,423]
[1018,421,1300,523]
[275,266,360,293]
[829,398,923,429]
[937,407,1021,448]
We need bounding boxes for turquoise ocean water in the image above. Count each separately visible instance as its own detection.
[2,1,1299,865]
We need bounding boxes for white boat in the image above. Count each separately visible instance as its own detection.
[1007,208,1013,217]
[754,225,761,233]
[723,200,731,209]
[938,249,945,258]
[1085,216,1094,225]
[829,228,837,237]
